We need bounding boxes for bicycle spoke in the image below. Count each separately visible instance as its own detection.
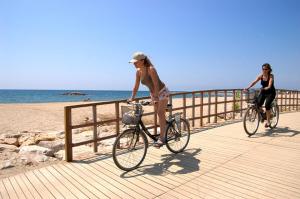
[113,129,147,171]
[243,107,260,136]
[165,118,190,153]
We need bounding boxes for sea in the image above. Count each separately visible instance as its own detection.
[0,89,234,104]
[0,89,152,104]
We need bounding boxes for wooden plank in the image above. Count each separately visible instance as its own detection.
[37,166,80,199]
[81,162,148,199]
[8,176,26,199]
[86,162,154,198]
[194,175,259,199]
[19,173,41,199]
[24,170,55,199]
[2,177,18,199]
[223,162,300,194]
[101,159,169,195]
[13,175,34,199]
[53,164,101,199]
[183,179,233,199]
[0,180,10,199]
[70,162,133,199]
[57,163,109,198]
[64,163,120,198]
[46,166,89,198]
[213,167,299,199]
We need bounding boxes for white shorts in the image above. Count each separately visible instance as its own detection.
[151,86,170,101]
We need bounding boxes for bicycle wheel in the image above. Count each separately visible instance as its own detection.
[165,118,190,153]
[243,106,260,136]
[112,129,148,171]
[269,103,279,129]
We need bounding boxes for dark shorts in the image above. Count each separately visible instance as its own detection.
[257,91,276,110]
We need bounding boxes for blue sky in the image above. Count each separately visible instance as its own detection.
[1,0,299,91]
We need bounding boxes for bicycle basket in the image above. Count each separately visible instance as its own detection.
[246,90,258,103]
[121,106,141,125]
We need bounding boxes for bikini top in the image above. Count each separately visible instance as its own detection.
[140,67,165,93]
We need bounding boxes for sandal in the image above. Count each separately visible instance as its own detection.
[264,123,270,128]
[153,140,164,148]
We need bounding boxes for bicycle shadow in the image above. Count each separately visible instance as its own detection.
[252,126,300,138]
[120,148,201,178]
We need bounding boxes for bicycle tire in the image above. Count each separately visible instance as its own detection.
[165,118,190,153]
[243,106,260,136]
[112,129,148,171]
[269,104,279,129]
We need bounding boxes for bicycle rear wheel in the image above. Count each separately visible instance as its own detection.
[269,103,279,129]
[243,106,260,136]
[112,129,148,171]
[165,118,190,153]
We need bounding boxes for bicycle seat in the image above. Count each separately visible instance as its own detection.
[167,104,172,108]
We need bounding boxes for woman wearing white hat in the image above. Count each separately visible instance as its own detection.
[129,52,170,147]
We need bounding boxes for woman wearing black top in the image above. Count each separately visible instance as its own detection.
[244,63,276,127]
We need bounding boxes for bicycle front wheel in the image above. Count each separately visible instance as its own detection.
[270,103,279,129]
[112,129,148,171]
[165,118,190,153]
[243,106,260,136]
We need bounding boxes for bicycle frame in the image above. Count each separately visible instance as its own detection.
[129,119,159,142]
[127,112,178,142]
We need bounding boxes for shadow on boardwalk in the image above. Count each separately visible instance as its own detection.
[120,148,201,178]
[252,126,300,138]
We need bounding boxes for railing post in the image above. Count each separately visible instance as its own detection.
[115,102,120,136]
[183,94,187,120]
[280,90,283,112]
[297,91,299,111]
[214,90,217,123]
[293,91,295,110]
[200,91,203,126]
[92,105,98,153]
[192,93,195,127]
[208,91,211,123]
[240,89,243,117]
[169,95,173,118]
[233,90,236,119]
[64,107,73,162]
[224,90,227,120]
[289,90,291,111]
[285,91,288,111]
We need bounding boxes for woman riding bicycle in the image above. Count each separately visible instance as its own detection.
[244,63,276,128]
[128,52,170,147]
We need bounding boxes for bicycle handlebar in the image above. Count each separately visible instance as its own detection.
[127,100,151,106]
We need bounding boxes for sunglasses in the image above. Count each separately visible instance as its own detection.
[262,68,269,71]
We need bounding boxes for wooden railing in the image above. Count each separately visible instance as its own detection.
[64,89,300,161]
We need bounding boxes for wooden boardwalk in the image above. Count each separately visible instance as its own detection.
[1,112,300,199]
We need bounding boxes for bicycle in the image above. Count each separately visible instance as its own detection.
[243,89,279,136]
[112,101,190,171]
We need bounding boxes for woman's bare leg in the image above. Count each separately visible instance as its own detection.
[154,98,168,141]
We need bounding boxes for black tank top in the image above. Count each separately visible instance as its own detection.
[261,74,276,94]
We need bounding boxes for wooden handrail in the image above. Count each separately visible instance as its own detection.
[64,88,300,161]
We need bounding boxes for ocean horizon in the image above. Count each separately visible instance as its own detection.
[0,89,153,104]
[0,89,236,104]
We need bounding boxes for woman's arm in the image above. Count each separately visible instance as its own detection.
[263,74,274,90]
[130,70,140,100]
[148,67,160,102]
[245,74,261,90]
